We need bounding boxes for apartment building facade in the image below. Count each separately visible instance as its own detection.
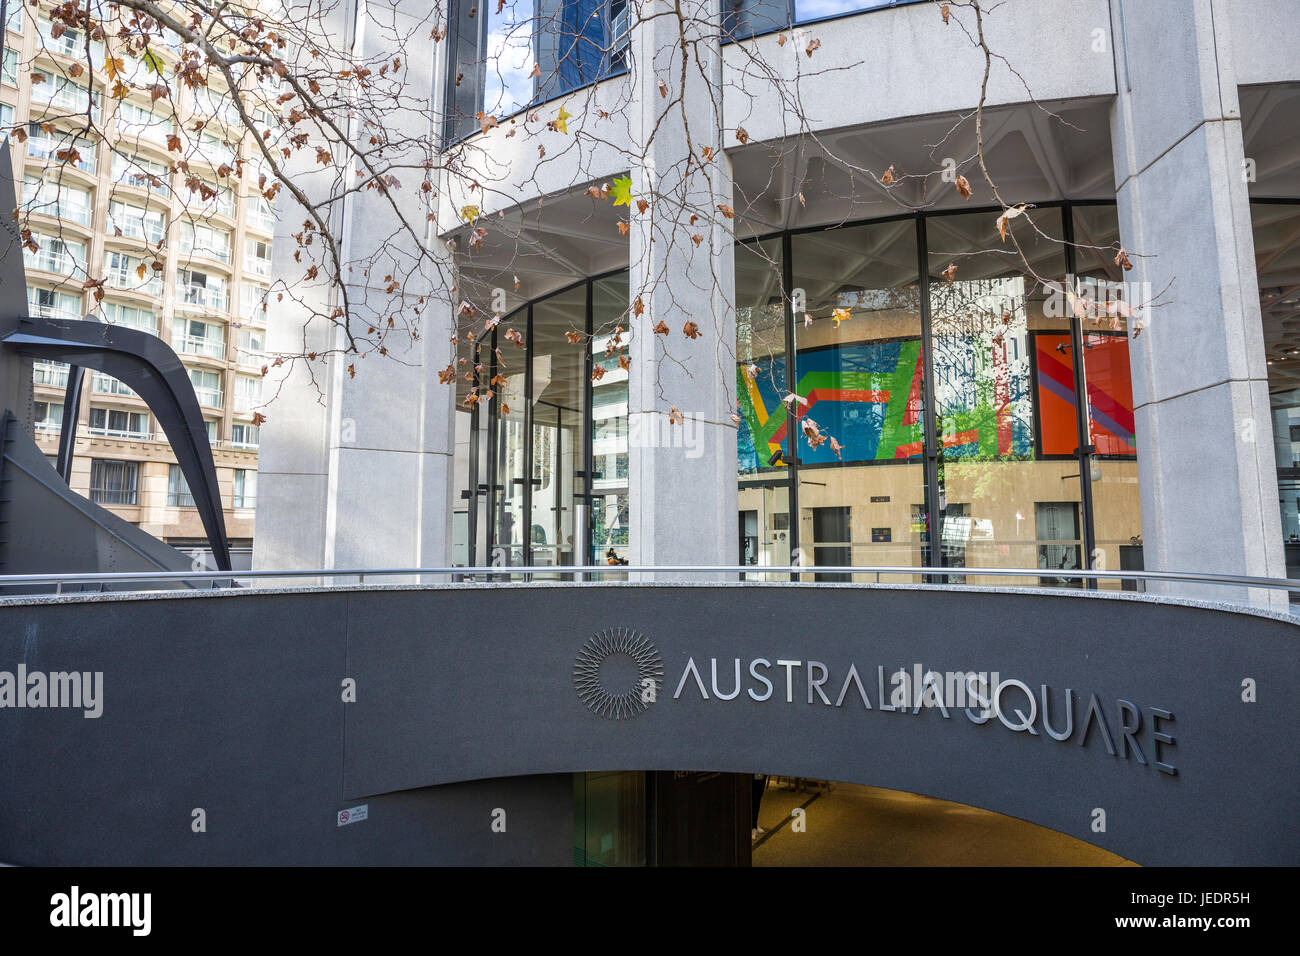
[3,3,272,566]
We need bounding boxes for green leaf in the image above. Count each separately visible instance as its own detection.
[611,175,633,208]
[142,48,166,75]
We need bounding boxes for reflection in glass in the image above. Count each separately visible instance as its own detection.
[791,220,926,582]
[592,273,631,566]
[445,0,630,141]
[492,334,528,570]
[1252,201,1300,597]
[531,286,588,572]
[735,238,793,579]
[1072,204,1143,589]
[927,209,1075,583]
[573,771,645,866]
[795,0,896,25]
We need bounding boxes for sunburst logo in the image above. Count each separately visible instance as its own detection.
[573,628,664,719]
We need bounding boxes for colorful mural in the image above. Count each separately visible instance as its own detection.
[1034,333,1136,456]
[737,337,1035,470]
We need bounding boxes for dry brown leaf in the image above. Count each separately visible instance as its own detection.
[996,205,1027,242]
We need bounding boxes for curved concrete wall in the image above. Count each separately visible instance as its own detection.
[0,583,1295,864]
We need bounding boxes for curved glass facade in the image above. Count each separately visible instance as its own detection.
[453,204,1142,585]
[454,272,631,571]
[738,203,1141,585]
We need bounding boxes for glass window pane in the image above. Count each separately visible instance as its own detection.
[927,208,1072,583]
[792,219,925,581]
[1254,201,1300,561]
[735,237,793,579]
[723,0,792,40]
[489,308,529,568]
[795,0,895,24]
[530,285,588,573]
[1071,204,1143,589]
[592,272,630,567]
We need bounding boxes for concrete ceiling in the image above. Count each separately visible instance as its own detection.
[449,89,1300,397]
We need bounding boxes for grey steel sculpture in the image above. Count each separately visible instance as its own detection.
[0,137,232,570]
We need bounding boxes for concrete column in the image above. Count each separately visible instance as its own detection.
[253,0,456,577]
[1109,0,1285,600]
[626,0,739,573]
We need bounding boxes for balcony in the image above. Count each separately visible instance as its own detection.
[29,77,101,123]
[28,302,82,320]
[36,20,105,62]
[23,189,92,227]
[233,394,262,414]
[86,424,151,440]
[33,362,69,388]
[181,242,233,266]
[105,270,163,298]
[107,213,165,245]
[192,386,224,409]
[111,159,169,196]
[24,133,96,174]
[90,373,137,397]
[236,347,267,368]
[24,245,86,277]
[172,332,226,361]
[246,209,275,234]
[176,285,229,312]
[242,254,271,277]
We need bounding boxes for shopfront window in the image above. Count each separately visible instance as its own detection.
[733,203,1138,586]
[736,238,791,579]
[1070,204,1143,587]
[453,273,631,571]
[1252,200,1300,588]
[793,219,925,581]
[927,208,1073,582]
[591,272,631,565]
[530,285,588,572]
[490,309,529,569]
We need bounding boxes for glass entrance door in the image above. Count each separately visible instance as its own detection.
[531,287,588,577]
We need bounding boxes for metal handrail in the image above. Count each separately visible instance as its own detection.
[1,565,1298,594]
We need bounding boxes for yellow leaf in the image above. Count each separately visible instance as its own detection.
[611,176,633,207]
[554,105,572,134]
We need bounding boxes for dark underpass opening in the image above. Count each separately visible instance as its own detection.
[573,772,1135,867]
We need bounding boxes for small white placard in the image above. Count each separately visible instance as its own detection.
[337,804,369,827]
